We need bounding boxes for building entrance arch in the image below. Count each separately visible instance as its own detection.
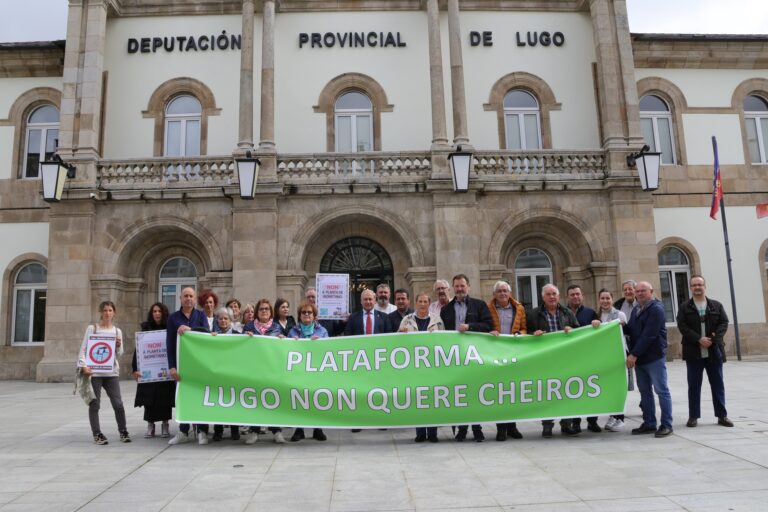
[319,237,394,312]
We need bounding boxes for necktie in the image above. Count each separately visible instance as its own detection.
[365,311,372,335]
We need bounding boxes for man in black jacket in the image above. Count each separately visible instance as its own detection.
[676,275,732,428]
[441,274,492,442]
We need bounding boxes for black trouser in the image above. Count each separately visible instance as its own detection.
[248,426,281,433]
[416,427,438,438]
[213,425,240,437]
[496,422,518,433]
[456,424,482,436]
[180,423,208,434]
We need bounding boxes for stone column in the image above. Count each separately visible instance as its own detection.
[447,0,470,147]
[58,0,108,182]
[425,0,449,150]
[231,197,278,303]
[608,189,660,292]
[432,192,480,289]
[37,201,95,382]
[237,0,255,152]
[589,0,643,168]
[259,0,276,150]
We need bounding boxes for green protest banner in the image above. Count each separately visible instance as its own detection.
[176,321,627,428]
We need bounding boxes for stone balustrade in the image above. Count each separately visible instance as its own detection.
[95,150,607,191]
[277,152,432,183]
[473,150,606,179]
[97,157,235,189]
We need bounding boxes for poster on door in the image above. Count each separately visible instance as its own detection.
[316,273,350,320]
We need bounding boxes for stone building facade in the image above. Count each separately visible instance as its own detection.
[0,0,766,381]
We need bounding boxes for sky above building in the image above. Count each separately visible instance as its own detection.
[0,0,765,43]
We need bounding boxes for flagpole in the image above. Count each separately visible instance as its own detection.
[717,176,742,361]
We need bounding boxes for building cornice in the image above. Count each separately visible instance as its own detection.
[0,41,65,78]
[104,0,588,16]
[632,33,768,69]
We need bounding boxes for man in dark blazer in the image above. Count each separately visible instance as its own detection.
[440,274,492,442]
[344,289,393,336]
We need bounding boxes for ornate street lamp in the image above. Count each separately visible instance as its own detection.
[234,151,261,199]
[448,145,473,193]
[627,144,661,191]
[40,154,76,202]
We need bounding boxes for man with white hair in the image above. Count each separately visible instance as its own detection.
[527,283,580,438]
[429,279,451,316]
[487,280,526,441]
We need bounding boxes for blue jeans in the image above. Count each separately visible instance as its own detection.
[686,353,727,419]
[634,357,673,429]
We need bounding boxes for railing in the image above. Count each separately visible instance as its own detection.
[95,150,607,191]
[277,152,432,183]
[97,157,235,189]
[473,150,606,179]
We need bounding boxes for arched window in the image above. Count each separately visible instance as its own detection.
[515,248,553,310]
[744,94,768,164]
[23,105,59,179]
[640,95,676,165]
[12,263,47,344]
[658,246,690,322]
[504,90,541,150]
[164,95,202,157]
[159,257,197,311]
[334,91,373,153]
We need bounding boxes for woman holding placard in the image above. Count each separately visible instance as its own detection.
[77,301,130,445]
[132,302,173,439]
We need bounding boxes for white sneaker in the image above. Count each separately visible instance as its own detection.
[198,432,209,445]
[168,432,190,445]
[274,432,286,444]
[604,417,616,430]
[607,419,625,432]
[245,432,259,445]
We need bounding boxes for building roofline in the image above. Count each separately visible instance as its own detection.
[632,33,768,43]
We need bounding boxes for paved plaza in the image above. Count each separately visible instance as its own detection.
[0,360,767,512]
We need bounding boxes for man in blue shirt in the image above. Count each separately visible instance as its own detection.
[166,287,210,446]
[626,281,673,438]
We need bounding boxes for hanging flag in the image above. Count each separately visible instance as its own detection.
[710,136,724,220]
[757,203,768,219]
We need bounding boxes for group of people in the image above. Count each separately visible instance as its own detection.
[76,273,733,446]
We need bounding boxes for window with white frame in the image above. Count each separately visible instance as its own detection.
[745,94,768,164]
[504,90,541,150]
[658,246,691,322]
[164,95,202,157]
[640,95,676,165]
[334,91,373,152]
[23,105,59,179]
[159,257,197,312]
[12,263,47,344]
[515,248,553,310]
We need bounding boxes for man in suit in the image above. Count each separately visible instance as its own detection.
[344,288,393,433]
[440,274,492,442]
[345,289,393,336]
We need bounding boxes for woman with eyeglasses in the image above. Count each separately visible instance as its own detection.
[287,301,329,441]
[243,299,285,443]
